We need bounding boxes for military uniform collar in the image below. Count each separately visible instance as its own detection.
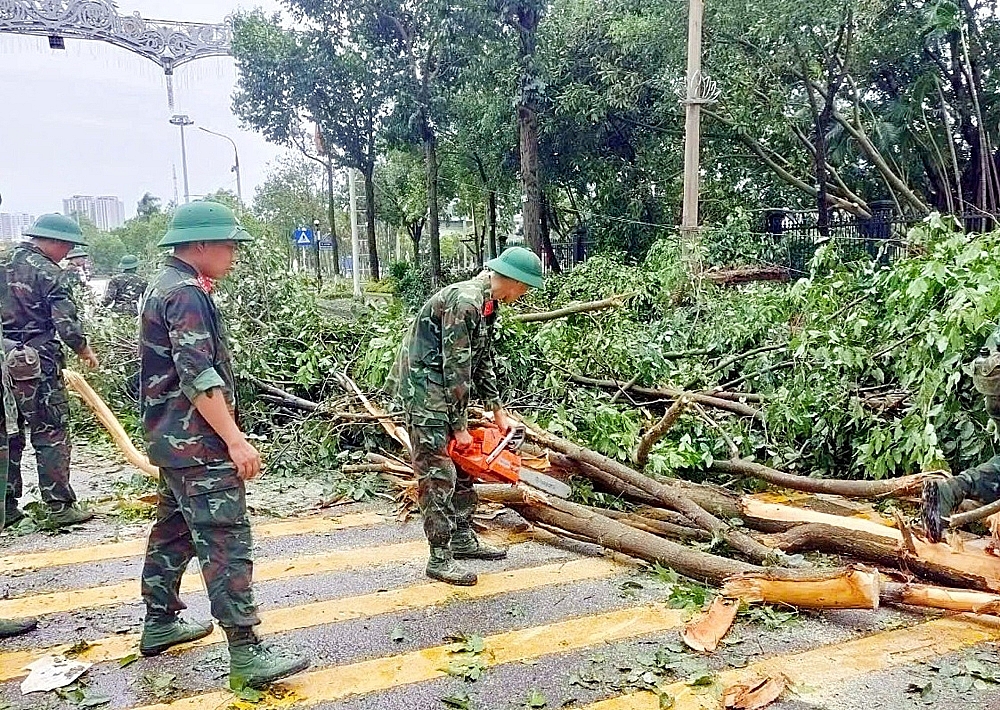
[165,255,198,277]
[19,241,57,266]
[475,273,493,301]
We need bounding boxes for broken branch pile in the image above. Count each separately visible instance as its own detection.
[314,373,1000,620]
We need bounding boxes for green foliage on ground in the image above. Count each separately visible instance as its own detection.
[73,211,1000,519]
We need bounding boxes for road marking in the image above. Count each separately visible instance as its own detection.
[0,511,385,575]
[0,530,534,619]
[580,615,1000,709]
[0,557,621,681]
[126,603,687,710]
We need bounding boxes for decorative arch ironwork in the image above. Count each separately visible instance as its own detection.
[0,0,231,107]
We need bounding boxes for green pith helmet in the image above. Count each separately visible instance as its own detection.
[24,214,88,246]
[485,246,544,288]
[66,247,88,260]
[119,254,139,271]
[158,201,252,248]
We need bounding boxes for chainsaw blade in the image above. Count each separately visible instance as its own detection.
[518,468,572,499]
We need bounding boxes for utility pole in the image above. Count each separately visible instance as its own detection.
[348,169,362,298]
[680,0,706,273]
[198,126,242,204]
[169,114,194,204]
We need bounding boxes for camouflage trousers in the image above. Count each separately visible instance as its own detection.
[7,373,74,507]
[140,461,260,628]
[0,425,10,530]
[407,422,477,547]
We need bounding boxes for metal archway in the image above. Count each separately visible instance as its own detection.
[0,0,231,109]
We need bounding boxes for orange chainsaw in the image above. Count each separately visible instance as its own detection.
[447,422,572,498]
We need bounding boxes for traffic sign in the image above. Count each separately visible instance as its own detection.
[319,238,334,251]
[292,227,314,246]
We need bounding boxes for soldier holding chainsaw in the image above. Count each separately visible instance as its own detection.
[389,247,544,586]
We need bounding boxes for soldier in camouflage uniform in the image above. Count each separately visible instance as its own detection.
[102,254,147,315]
[388,247,543,585]
[1,214,99,528]
[63,247,89,289]
[138,201,309,690]
[0,317,38,638]
[924,346,1000,541]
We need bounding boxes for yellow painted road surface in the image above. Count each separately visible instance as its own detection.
[2,502,1000,710]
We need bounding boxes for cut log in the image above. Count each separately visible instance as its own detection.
[64,369,158,478]
[586,506,712,542]
[740,498,898,538]
[949,497,1000,529]
[703,266,791,285]
[763,523,993,590]
[682,595,739,652]
[712,458,927,498]
[881,582,1000,614]
[722,566,881,610]
[521,420,784,564]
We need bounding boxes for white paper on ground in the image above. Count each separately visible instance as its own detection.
[20,654,92,694]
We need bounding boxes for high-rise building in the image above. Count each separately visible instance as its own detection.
[62,195,125,231]
[0,213,36,242]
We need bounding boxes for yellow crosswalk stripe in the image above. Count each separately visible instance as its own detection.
[0,511,385,575]
[580,615,1000,709]
[0,557,621,682]
[0,530,532,619]
[126,603,687,710]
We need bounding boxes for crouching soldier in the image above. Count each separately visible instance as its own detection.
[137,202,309,689]
[102,254,147,315]
[389,247,543,585]
[923,345,1000,541]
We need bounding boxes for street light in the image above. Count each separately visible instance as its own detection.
[169,114,194,204]
[198,126,242,205]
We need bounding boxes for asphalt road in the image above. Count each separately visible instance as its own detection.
[0,448,999,710]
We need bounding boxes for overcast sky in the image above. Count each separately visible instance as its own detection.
[0,0,291,220]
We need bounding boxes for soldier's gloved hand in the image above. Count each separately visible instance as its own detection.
[229,436,262,480]
[79,346,99,369]
[453,429,474,451]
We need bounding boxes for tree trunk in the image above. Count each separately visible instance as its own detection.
[424,132,442,285]
[326,160,341,276]
[519,103,542,255]
[488,190,498,258]
[362,167,380,280]
[540,192,561,273]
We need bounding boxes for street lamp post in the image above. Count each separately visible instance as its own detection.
[169,114,194,204]
[198,126,242,204]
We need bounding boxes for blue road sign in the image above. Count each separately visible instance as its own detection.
[319,237,334,251]
[292,227,314,246]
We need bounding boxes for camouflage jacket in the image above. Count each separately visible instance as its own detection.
[1,242,88,375]
[388,274,501,430]
[102,272,148,314]
[140,256,236,469]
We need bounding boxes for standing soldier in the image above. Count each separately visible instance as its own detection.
[0,318,38,637]
[389,247,543,586]
[137,202,309,690]
[102,254,147,315]
[1,214,99,528]
[63,247,89,288]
